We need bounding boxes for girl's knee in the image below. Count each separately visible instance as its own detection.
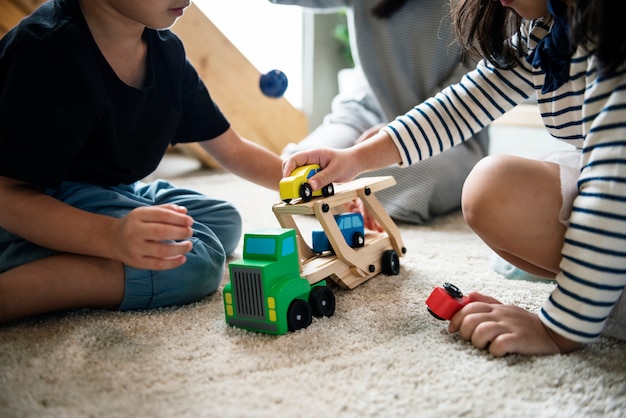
[462,155,518,232]
[462,156,500,223]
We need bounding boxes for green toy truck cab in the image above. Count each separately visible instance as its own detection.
[223,228,335,335]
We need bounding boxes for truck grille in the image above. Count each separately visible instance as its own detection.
[231,267,265,320]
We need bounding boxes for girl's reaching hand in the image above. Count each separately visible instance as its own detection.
[113,204,194,270]
[282,148,362,191]
[281,130,401,192]
[448,291,582,356]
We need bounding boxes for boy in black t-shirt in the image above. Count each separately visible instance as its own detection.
[0,0,283,323]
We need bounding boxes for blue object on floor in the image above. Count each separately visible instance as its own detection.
[490,253,551,283]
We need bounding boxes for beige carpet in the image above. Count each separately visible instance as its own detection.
[1,165,625,418]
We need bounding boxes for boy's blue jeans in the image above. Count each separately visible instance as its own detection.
[0,179,242,310]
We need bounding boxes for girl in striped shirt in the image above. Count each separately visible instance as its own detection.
[282,0,626,356]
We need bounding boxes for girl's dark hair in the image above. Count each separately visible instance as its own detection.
[451,0,626,76]
[450,0,524,70]
[568,0,626,76]
[372,0,408,18]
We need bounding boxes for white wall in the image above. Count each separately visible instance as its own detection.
[192,2,350,131]
[194,1,304,109]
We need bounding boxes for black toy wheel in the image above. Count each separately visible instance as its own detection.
[352,232,365,248]
[427,307,446,321]
[322,183,334,197]
[287,299,313,332]
[300,183,313,202]
[309,286,336,317]
[442,282,463,298]
[381,249,400,275]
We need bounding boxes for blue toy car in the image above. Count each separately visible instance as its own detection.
[312,213,365,253]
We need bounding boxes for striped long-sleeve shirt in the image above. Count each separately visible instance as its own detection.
[383,15,626,343]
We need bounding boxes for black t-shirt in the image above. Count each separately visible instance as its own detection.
[0,0,230,189]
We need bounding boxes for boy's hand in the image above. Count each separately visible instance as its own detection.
[113,204,194,270]
[448,292,582,356]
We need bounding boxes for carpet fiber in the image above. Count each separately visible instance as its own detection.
[1,167,625,418]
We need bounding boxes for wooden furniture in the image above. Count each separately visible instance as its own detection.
[0,1,308,168]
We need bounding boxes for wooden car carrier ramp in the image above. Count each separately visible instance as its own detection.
[273,176,407,289]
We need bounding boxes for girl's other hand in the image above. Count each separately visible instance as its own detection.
[448,291,582,356]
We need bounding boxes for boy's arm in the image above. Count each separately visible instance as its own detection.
[199,127,283,191]
[0,176,194,270]
[0,177,117,256]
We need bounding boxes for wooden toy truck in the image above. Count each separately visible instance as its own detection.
[223,228,335,335]
[223,176,406,335]
[273,176,406,290]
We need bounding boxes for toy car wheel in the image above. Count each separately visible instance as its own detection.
[299,183,313,202]
[352,232,365,248]
[309,286,335,318]
[427,307,446,321]
[381,249,400,275]
[287,299,313,332]
[443,282,464,299]
[322,183,334,197]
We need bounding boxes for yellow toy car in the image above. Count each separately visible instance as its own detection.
[279,164,334,203]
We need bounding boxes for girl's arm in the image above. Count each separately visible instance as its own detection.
[539,71,626,343]
[282,59,535,189]
[383,59,535,167]
[281,130,402,191]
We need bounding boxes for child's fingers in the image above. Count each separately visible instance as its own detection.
[161,203,188,214]
[467,291,502,304]
[133,205,194,228]
[144,239,193,259]
[141,253,189,271]
[448,300,493,333]
[124,239,193,270]
[282,151,320,178]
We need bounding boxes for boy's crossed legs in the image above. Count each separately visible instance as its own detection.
[0,180,241,323]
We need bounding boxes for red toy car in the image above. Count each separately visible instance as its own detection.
[426,283,470,321]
